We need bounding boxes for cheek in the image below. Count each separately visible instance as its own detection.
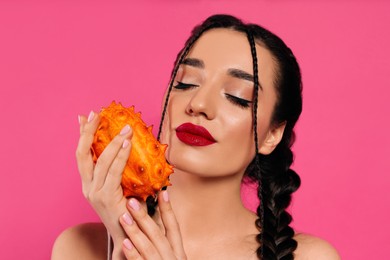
[159,95,184,157]
[223,113,253,141]
[217,111,257,168]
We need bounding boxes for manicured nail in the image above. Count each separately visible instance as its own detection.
[87,111,94,122]
[78,115,81,124]
[123,238,133,250]
[122,139,130,149]
[163,190,169,202]
[120,125,131,135]
[122,212,133,225]
[129,198,140,211]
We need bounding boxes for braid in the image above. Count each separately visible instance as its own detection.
[149,23,215,215]
[256,138,301,259]
[157,23,216,141]
[246,135,300,260]
[246,31,265,259]
[245,24,302,259]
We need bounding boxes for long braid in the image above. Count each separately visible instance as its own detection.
[246,31,265,259]
[149,24,215,215]
[246,133,300,260]
[255,137,301,259]
[245,22,302,259]
[147,36,193,213]
[157,23,216,141]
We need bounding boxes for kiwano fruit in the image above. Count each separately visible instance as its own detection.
[91,101,173,201]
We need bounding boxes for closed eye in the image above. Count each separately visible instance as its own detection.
[173,81,198,90]
[225,93,252,108]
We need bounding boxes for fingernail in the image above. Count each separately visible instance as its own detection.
[78,115,81,124]
[122,212,133,225]
[87,111,94,122]
[163,190,169,202]
[123,238,133,250]
[122,139,130,149]
[120,125,131,135]
[129,198,140,211]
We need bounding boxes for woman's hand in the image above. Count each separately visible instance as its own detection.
[119,191,187,260]
[76,111,132,259]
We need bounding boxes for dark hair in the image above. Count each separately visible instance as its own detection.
[157,14,303,260]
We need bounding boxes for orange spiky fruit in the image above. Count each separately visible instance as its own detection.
[91,101,173,201]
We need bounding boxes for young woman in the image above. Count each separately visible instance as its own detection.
[52,14,340,259]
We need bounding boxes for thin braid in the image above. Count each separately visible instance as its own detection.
[246,31,265,259]
[157,24,214,141]
[245,24,302,259]
[247,32,260,160]
[149,25,214,215]
[156,53,182,141]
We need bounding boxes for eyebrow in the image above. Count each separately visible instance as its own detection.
[181,58,205,68]
[180,58,263,91]
[228,68,263,91]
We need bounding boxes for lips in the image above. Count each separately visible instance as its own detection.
[176,123,216,146]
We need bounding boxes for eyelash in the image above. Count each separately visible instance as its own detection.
[225,94,252,108]
[173,81,197,90]
[173,81,252,109]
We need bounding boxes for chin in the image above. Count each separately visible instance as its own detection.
[165,135,253,178]
[168,149,243,179]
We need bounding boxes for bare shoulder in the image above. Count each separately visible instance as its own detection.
[51,222,107,260]
[294,233,341,260]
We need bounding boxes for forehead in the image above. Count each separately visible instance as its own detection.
[187,29,252,71]
[185,28,277,89]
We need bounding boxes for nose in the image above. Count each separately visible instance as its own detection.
[185,85,216,120]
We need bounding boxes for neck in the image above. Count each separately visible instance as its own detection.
[167,169,255,241]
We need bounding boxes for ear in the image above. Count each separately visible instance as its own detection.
[258,122,286,155]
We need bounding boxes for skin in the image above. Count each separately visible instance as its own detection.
[52,29,340,259]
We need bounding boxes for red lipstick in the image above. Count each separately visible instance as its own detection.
[176,123,216,146]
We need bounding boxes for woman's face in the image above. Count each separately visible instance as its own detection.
[161,28,280,178]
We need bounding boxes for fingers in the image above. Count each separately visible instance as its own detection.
[120,210,163,260]
[158,191,186,259]
[76,111,99,187]
[118,193,187,259]
[120,197,184,259]
[104,131,133,193]
[91,124,132,192]
[122,239,143,260]
[76,110,133,197]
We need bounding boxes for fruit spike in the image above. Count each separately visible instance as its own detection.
[91,101,174,201]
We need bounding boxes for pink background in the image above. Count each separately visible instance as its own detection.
[0,1,389,259]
